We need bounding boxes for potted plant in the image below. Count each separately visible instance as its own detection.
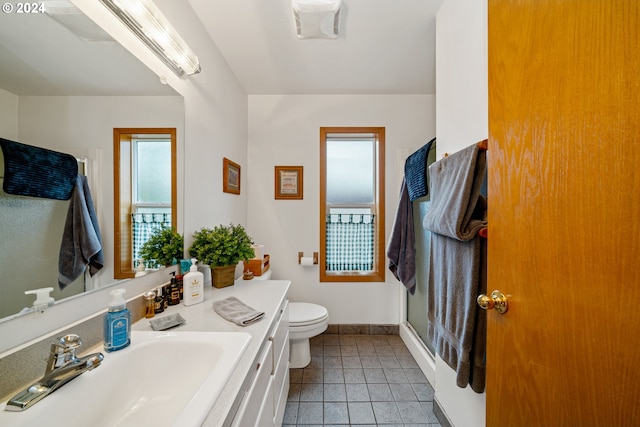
[139,225,184,269]
[189,223,255,288]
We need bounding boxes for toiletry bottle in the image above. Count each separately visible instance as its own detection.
[24,287,55,314]
[183,258,204,306]
[168,272,180,306]
[103,288,131,352]
[162,284,169,310]
[144,291,155,318]
[177,274,184,300]
[134,259,147,278]
[154,287,165,314]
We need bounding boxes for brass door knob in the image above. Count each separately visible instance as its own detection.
[477,290,508,314]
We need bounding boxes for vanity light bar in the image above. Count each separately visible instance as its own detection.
[99,0,201,77]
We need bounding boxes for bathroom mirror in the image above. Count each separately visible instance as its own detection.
[0,3,183,321]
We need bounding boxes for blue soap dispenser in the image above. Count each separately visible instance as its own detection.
[103,288,131,352]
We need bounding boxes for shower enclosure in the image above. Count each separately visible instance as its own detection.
[405,144,437,355]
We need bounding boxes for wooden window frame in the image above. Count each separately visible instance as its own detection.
[320,127,386,282]
[113,128,177,279]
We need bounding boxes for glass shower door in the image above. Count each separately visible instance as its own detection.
[405,142,437,355]
[407,197,435,354]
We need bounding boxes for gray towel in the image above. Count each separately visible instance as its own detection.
[386,178,416,294]
[58,175,103,289]
[423,142,487,393]
[213,297,265,326]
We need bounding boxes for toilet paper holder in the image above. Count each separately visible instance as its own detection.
[298,251,318,265]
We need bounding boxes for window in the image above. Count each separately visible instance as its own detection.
[113,128,177,278]
[131,138,173,265]
[320,127,385,282]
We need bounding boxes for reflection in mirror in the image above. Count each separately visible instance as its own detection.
[0,148,90,318]
[0,3,182,323]
[114,128,178,278]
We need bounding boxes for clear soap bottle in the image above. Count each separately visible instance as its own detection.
[103,288,131,352]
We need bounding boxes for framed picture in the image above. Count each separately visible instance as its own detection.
[223,157,241,195]
[275,166,303,200]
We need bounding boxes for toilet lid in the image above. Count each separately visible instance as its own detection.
[289,302,328,326]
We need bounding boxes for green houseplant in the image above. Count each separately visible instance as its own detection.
[139,225,184,268]
[189,223,255,288]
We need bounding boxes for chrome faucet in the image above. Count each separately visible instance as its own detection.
[4,334,104,411]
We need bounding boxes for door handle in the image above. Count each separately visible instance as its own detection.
[477,290,508,314]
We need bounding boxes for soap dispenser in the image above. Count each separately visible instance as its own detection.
[183,258,204,306]
[24,287,55,314]
[134,259,147,277]
[103,288,131,352]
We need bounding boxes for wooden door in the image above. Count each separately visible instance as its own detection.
[487,1,640,426]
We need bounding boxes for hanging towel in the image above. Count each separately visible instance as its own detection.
[423,142,487,393]
[0,138,78,200]
[386,178,417,294]
[58,175,103,289]
[404,137,435,201]
[213,297,265,326]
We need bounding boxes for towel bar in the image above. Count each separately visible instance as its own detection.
[443,139,488,158]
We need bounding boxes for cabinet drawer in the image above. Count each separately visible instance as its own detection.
[256,377,274,427]
[231,340,273,427]
[273,331,289,424]
[270,300,289,374]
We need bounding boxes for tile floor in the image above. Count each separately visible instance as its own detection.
[283,333,441,426]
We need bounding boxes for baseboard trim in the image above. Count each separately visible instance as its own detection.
[434,397,454,427]
[322,324,399,335]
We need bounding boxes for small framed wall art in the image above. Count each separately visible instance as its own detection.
[223,157,241,195]
[274,166,303,200]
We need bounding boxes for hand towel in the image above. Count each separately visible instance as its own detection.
[0,138,78,200]
[386,178,417,294]
[58,175,104,289]
[404,137,435,201]
[213,297,265,326]
[423,142,487,393]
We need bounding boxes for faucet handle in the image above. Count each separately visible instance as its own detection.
[50,334,82,364]
[56,334,82,350]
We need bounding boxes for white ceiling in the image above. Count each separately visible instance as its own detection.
[0,0,444,97]
[189,0,445,95]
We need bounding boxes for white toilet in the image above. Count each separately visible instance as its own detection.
[249,269,329,369]
[288,302,329,368]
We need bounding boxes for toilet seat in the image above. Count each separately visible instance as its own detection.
[289,302,328,327]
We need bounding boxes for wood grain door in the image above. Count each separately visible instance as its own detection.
[487,1,640,426]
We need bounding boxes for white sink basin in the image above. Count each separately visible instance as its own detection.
[0,330,251,427]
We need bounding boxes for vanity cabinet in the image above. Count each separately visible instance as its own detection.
[231,299,289,427]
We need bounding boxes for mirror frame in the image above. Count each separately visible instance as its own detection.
[113,128,177,278]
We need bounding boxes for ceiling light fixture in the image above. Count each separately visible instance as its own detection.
[43,0,115,43]
[98,0,201,76]
[292,0,341,39]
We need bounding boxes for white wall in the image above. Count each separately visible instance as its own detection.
[246,94,435,324]
[0,89,18,140]
[434,0,487,425]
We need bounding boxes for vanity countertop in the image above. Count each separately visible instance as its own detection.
[132,278,291,427]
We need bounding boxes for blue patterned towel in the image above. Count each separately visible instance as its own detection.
[0,138,78,200]
[404,137,435,201]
